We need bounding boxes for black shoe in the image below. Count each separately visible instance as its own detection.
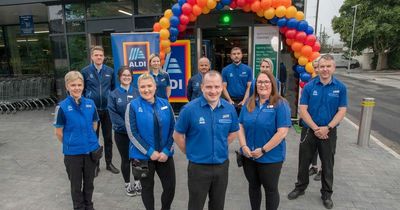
[314,170,322,181]
[106,163,120,174]
[322,198,333,209]
[309,167,318,176]
[94,166,100,178]
[287,189,305,200]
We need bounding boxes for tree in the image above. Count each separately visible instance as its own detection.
[332,0,400,70]
[319,29,331,53]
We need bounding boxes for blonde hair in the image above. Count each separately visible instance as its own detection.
[137,73,156,86]
[65,71,84,85]
[90,45,104,55]
[260,58,274,72]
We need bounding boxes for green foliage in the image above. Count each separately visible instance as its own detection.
[388,50,400,69]
[332,0,400,55]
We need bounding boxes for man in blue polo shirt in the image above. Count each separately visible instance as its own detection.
[222,47,252,114]
[187,57,210,101]
[81,46,119,176]
[173,70,239,210]
[287,54,347,209]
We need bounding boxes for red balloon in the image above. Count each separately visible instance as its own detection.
[153,22,161,32]
[285,29,297,39]
[229,1,237,8]
[187,0,197,5]
[286,38,294,46]
[237,0,246,7]
[299,81,306,88]
[305,34,317,46]
[295,31,307,43]
[246,0,255,3]
[178,24,187,32]
[180,14,190,25]
[279,26,288,34]
[181,3,193,15]
[312,42,321,52]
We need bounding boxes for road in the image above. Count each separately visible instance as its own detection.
[335,71,400,152]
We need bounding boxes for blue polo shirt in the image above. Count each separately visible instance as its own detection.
[175,96,239,164]
[300,76,347,127]
[151,71,171,99]
[239,99,291,163]
[222,63,252,98]
[187,73,203,101]
[107,85,139,134]
[53,96,100,155]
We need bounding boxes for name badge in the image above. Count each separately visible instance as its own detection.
[218,119,232,124]
[161,106,168,110]
[105,74,111,77]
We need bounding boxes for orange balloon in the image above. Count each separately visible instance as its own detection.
[294,51,301,59]
[260,0,272,9]
[291,41,304,52]
[312,72,317,78]
[309,51,320,62]
[159,51,166,60]
[242,4,251,12]
[161,39,171,49]
[286,38,294,46]
[197,0,208,8]
[298,56,308,66]
[153,22,161,32]
[285,6,297,19]
[251,1,261,13]
[159,28,170,39]
[271,0,281,8]
[295,11,305,21]
[305,62,314,74]
[189,13,197,22]
[263,7,275,19]
[161,59,165,66]
[301,45,313,58]
[164,9,173,19]
[192,5,202,16]
[164,47,171,53]
[275,6,286,18]
[256,10,264,17]
[207,0,217,9]
[281,0,291,7]
[159,17,170,29]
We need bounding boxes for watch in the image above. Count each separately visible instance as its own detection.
[327,125,333,131]
[261,148,267,154]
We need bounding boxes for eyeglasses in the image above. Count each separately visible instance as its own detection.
[256,80,271,86]
[121,74,132,77]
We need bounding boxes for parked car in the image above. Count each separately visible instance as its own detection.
[328,53,360,69]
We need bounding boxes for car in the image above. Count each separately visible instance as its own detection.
[328,53,360,69]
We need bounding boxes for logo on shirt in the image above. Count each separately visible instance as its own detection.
[117,98,122,103]
[85,104,92,108]
[222,114,230,119]
[105,74,111,77]
[123,42,150,74]
[199,117,205,124]
[90,74,94,79]
[67,105,73,111]
[161,106,168,110]
[329,89,340,97]
[333,90,340,94]
[229,73,233,77]
[195,82,200,87]
[312,90,318,96]
[138,107,143,113]
[267,105,274,109]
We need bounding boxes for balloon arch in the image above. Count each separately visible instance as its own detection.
[152,0,320,86]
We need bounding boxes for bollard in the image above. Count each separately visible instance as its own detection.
[357,98,375,147]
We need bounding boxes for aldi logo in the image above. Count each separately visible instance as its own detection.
[123,42,150,74]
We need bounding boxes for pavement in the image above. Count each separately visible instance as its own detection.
[1,102,400,210]
[335,68,400,89]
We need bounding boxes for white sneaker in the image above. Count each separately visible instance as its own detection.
[125,183,137,197]
[133,181,142,196]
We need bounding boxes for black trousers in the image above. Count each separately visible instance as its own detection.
[311,150,319,166]
[96,110,113,164]
[295,127,337,200]
[188,160,229,210]
[231,97,244,116]
[243,158,283,210]
[114,132,140,182]
[64,154,97,210]
[141,157,176,210]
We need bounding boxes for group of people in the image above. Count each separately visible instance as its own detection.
[54,45,347,210]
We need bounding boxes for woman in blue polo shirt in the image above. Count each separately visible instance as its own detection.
[125,73,176,210]
[107,66,141,197]
[54,71,100,210]
[148,54,171,99]
[238,70,291,210]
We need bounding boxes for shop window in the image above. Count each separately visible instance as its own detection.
[135,16,160,30]
[65,3,85,32]
[48,5,65,34]
[67,35,88,71]
[50,35,68,78]
[138,0,162,15]
[87,0,133,18]
[0,28,11,76]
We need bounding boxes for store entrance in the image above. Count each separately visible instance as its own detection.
[202,27,249,72]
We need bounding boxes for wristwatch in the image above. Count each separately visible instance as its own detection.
[327,125,333,131]
[261,148,267,154]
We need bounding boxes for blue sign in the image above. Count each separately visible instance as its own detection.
[111,33,159,87]
[19,15,34,35]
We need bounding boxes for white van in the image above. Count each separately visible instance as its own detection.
[329,53,360,69]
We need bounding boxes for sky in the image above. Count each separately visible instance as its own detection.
[305,0,345,45]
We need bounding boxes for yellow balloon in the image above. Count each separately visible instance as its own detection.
[159,17,170,29]
[202,6,211,14]
[164,47,171,54]
[164,9,173,19]
[207,0,217,9]
[161,39,171,48]
[295,11,305,21]
[159,29,170,39]
[294,51,301,59]
[312,72,317,78]
[298,56,308,66]
[285,6,297,18]
[275,6,286,18]
[305,62,314,74]
[256,10,264,17]
[263,7,275,20]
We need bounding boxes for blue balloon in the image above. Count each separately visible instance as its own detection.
[170,16,180,27]
[269,17,279,25]
[221,0,231,5]
[170,27,179,36]
[178,0,186,6]
[172,3,182,16]
[216,2,224,10]
[305,26,314,35]
[297,20,308,32]
[277,18,287,27]
[287,18,298,29]
[296,65,306,74]
[300,72,311,82]
[170,35,178,42]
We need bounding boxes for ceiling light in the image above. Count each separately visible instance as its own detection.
[118,9,132,16]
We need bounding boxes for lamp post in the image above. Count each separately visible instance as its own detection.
[348,4,360,74]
